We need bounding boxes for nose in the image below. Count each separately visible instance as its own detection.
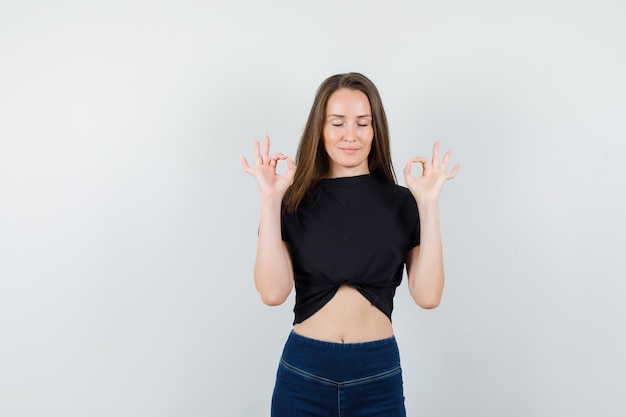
[345,123,357,142]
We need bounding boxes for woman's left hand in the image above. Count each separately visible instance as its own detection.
[403,141,460,204]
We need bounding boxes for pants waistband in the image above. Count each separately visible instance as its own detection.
[279,330,401,382]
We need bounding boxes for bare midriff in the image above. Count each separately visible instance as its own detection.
[293,284,394,343]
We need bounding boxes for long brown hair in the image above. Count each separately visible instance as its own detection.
[283,72,396,213]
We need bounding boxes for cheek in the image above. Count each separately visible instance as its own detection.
[323,129,338,144]
[365,130,374,147]
[366,136,374,155]
[360,126,374,140]
[321,132,332,153]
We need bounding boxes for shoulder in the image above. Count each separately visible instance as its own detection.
[371,177,419,218]
[370,176,414,201]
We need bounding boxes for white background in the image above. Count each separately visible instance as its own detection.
[1,1,625,416]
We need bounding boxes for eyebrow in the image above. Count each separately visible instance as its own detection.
[326,114,372,118]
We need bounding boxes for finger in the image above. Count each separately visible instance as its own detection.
[411,156,430,169]
[405,157,429,177]
[241,155,252,174]
[286,155,296,171]
[447,163,461,179]
[253,140,262,166]
[269,153,285,168]
[285,155,297,182]
[262,134,271,163]
[440,149,452,169]
[408,156,429,164]
[432,141,440,168]
[403,159,413,178]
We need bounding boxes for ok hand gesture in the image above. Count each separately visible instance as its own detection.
[403,141,460,204]
[241,134,296,198]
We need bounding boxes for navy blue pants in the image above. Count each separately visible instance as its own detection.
[271,330,406,417]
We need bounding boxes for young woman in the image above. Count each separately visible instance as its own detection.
[241,72,459,417]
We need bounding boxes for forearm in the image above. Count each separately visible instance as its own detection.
[254,196,294,305]
[408,201,445,308]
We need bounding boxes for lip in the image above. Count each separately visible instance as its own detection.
[340,147,359,154]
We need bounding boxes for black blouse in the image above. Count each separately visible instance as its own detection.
[281,174,420,324]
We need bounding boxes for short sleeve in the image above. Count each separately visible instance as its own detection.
[280,206,291,243]
[404,193,420,248]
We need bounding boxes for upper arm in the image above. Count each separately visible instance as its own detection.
[405,244,420,285]
[283,241,295,284]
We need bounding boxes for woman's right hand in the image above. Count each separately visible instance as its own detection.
[241,134,296,198]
